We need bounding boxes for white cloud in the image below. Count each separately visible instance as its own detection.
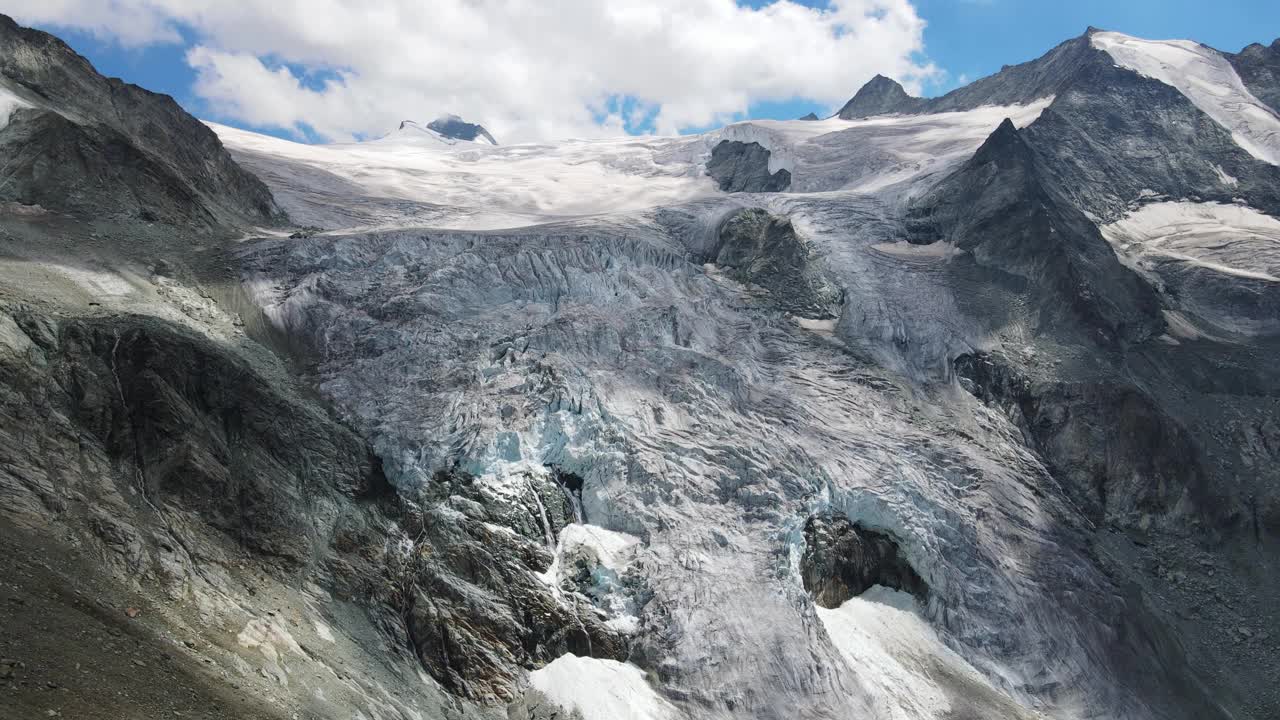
[8,0,940,142]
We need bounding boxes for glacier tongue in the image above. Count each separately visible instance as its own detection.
[234,210,1159,718]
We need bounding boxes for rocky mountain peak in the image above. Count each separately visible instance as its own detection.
[971,117,1034,169]
[836,73,923,119]
[426,113,498,144]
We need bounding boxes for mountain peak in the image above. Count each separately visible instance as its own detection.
[426,114,498,145]
[971,118,1034,169]
[382,115,498,146]
[836,74,923,119]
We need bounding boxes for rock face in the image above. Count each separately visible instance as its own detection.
[835,74,924,119]
[0,14,284,230]
[1228,38,1280,112]
[426,113,499,144]
[705,140,791,192]
[710,208,840,317]
[800,514,926,608]
[906,118,1165,346]
[835,33,1097,121]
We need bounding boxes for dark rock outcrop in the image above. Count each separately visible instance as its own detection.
[836,74,924,119]
[907,119,1164,346]
[402,472,627,702]
[1021,57,1280,222]
[797,112,820,121]
[426,114,499,144]
[0,14,284,230]
[800,514,927,608]
[1228,38,1280,113]
[706,140,791,192]
[842,29,1280,220]
[953,352,1212,531]
[836,33,1098,120]
[710,208,840,317]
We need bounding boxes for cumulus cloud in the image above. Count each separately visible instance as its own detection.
[9,0,939,142]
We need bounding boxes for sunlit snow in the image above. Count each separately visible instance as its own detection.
[530,654,678,720]
[1092,31,1280,165]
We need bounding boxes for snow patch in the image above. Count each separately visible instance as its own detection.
[1092,31,1280,165]
[54,266,136,297]
[0,84,32,131]
[871,240,962,259]
[539,523,642,633]
[313,620,336,643]
[1100,201,1280,282]
[817,586,1020,720]
[1213,164,1239,186]
[529,655,677,720]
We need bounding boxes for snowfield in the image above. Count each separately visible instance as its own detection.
[209,96,1051,232]
[531,655,679,720]
[1101,201,1280,283]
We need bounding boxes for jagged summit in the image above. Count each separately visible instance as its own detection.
[836,30,1103,121]
[836,74,923,119]
[970,117,1033,168]
[0,13,283,229]
[383,114,498,145]
[1227,36,1280,113]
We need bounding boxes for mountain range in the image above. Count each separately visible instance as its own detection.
[1,13,1279,720]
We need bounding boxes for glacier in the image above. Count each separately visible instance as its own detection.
[3,14,1278,720]
[210,71,1229,718]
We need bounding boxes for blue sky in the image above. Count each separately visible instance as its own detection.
[19,0,1280,142]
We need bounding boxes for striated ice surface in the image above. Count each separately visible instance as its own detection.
[1101,201,1280,336]
[221,95,1215,719]
[1101,200,1280,283]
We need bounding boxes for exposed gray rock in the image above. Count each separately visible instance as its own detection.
[705,140,791,192]
[836,32,1098,120]
[0,14,284,231]
[1228,38,1280,113]
[836,74,924,119]
[797,112,820,121]
[709,207,840,318]
[1021,58,1280,222]
[906,118,1164,346]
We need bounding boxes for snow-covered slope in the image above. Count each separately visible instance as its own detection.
[210,97,1052,231]
[1092,31,1280,165]
[1101,201,1280,283]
